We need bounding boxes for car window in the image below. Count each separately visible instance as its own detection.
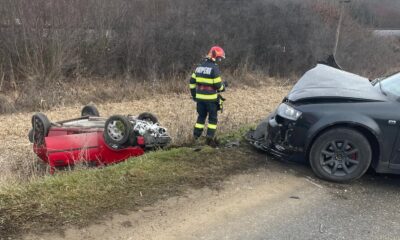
[380,73,400,97]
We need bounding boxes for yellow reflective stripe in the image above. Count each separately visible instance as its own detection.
[196,93,218,100]
[196,77,221,84]
[218,84,224,91]
[191,73,196,78]
[195,123,205,129]
[208,124,217,130]
[190,84,196,89]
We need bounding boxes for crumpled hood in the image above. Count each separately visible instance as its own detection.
[288,64,387,102]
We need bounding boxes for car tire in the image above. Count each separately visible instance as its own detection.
[138,112,158,124]
[104,115,132,149]
[81,105,100,117]
[126,130,139,147]
[31,113,51,146]
[28,128,34,143]
[309,127,371,183]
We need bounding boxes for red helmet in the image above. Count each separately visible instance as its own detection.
[207,46,225,61]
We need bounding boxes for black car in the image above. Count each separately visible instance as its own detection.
[247,64,400,182]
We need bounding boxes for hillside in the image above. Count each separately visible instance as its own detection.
[0,0,399,113]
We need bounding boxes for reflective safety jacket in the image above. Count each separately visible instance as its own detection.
[189,59,225,102]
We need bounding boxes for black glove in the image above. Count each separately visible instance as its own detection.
[224,81,229,88]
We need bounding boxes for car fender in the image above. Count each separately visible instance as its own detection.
[305,113,383,153]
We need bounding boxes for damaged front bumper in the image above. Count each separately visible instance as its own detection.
[246,113,306,161]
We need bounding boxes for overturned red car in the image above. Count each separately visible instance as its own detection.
[29,105,171,172]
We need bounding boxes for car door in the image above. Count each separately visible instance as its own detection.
[378,73,400,168]
[389,112,400,168]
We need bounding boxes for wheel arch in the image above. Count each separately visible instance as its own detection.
[305,123,381,168]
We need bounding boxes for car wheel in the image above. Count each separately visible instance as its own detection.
[31,113,51,146]
[138,112,158,124]
[81,105,100,117]
[309,127,371,183]
[104,115,132,149]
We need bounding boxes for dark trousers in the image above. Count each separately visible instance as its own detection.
[194,101,218,138]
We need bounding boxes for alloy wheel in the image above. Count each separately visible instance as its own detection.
[320,140,359,177]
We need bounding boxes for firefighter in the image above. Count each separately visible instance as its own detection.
[189,46,227,146]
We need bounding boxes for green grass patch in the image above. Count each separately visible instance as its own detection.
[0,137,264,238]
[219,124,256,144]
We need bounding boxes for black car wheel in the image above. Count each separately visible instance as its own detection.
[309,127,371,183]
[31,113,51,146]
[138,112,158,123]
[81,105,100,117]
[104,115,132,149]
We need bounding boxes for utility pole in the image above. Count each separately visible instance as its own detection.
[333,0,351,58]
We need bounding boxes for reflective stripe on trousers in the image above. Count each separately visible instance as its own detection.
[194,101,218,138]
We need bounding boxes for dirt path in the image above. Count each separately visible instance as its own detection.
[0,85,290,185]
[23,159,400,240]
[23,161,314,240]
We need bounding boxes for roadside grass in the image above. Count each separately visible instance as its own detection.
[219,124,256,145]
[0,137,266,238]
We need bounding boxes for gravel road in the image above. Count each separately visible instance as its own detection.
[24,157,400,240]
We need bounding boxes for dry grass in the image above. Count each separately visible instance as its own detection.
[0,83,291,186]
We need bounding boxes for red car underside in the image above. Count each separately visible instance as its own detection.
[34,126,145,171]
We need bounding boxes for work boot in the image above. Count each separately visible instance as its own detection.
[206,137,219,148]
[191,136,204,151]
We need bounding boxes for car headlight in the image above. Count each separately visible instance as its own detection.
[277,103,302,121]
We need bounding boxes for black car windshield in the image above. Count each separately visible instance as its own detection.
[376,72,400,97]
